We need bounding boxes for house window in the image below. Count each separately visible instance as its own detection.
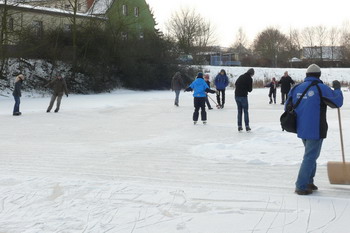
[33,20,43,37]
[122,5,128,15]
[121,32,128,40]
[8,18,14,31]
[134,7,139,17]
[65,4,70,10]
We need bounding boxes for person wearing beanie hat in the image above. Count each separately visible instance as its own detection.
[306,64,321,77]
[214,69,229,108]
[278,71,295,104]
[234,68,254,132]
[285,64,343,195]
[185,73,217,124]
[12,74,25,116]
[247,68,255,76]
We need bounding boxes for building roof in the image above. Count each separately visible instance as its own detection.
[0,0,105,18]
[87,0,114,15]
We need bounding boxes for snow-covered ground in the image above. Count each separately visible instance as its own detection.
[0,87,349,232]
[202,66,350,85]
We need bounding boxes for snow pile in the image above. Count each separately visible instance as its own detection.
[202,66,350,86]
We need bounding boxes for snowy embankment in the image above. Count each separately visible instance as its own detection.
[202,66,350,86]
[0,86,349,232]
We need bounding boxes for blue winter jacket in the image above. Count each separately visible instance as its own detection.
[214,74,229,90]
[286,77,343,140]
[189,77,210,97]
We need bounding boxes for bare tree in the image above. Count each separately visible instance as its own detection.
[166,7,216,55]
[231,27,249,58]
[253,27,288,67]
[340,21,350,64]
[315,25,328,60]
[0,0,13,76]
[301,27,317,59]
[329,27,340,61]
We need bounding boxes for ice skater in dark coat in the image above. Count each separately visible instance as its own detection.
[12,74,25,116]
[279,71,294,104]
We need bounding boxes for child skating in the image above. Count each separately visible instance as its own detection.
[185,72,216,124]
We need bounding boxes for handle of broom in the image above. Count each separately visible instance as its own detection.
[338,108,346,163]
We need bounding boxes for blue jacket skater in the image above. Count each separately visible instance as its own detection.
[188,77,210,97]
[214,71,229,90]
[286,77,343,140]
[185,73,215,97]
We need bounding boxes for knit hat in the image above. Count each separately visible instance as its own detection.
[306,64,321,74]
[197,72,203,78]
[247,68,255,75]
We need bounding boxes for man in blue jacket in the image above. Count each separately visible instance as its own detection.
[285,64,343,195]
[185,72,216,124]
[214,69,229,108]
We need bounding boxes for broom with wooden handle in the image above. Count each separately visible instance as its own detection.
[327,108,350,184]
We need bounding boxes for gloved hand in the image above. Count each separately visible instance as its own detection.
[66,94,69,97]
[332,80,341,90]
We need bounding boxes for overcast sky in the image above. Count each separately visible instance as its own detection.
[146,0,350,47]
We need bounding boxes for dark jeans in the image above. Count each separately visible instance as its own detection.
[47,93,63,112]
[235,96,249,127]
[205,95,212,108]
[174,90,180,105]
[216,89,225,106]
[193,97,206,121]
[13,95,20,113]
[281,92,288,104]
[269,90,276,103]
[296,139,323,190]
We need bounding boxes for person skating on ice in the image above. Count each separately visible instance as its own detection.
[185,72,216,124]
[214,69,229,108]
[45,75,69,113]
[12,74,25,116]
[265,77,278,104]
[235,68,254,132]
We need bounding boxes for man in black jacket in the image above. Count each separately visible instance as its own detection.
[279,71,294,104]
[235,68,254,132]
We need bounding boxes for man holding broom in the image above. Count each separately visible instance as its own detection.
[285,64,343,195]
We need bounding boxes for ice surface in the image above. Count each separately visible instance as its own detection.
[0,86,349,232]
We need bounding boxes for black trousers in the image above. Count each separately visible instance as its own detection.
[216,89,225,106]
[269,89,276,103]
[281,92,288,104]
[193,97,207,121]
[205,95,212,108]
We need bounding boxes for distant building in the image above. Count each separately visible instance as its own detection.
[210,53,241,66]
[302,46,343,61]
[0,0,155,44]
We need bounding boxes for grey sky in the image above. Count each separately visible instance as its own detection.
[146,0,350,47]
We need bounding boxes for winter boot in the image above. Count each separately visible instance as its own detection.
[238,126,243,132]
[308,184,318,191]
[246,126,251,132]
[295,188,313,195]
